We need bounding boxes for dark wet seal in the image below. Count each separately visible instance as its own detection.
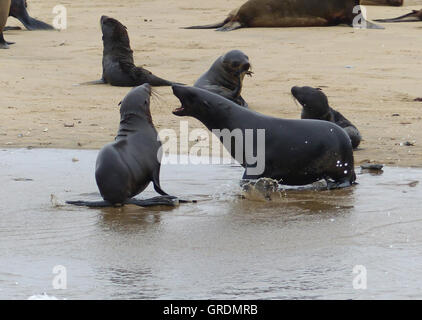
[172,85,356,190]
[82,16,178,87]
[0,0,13,49]
[5,0,54,31]
[66,84,194,208]
[194,50,252,108]
[414,98,422,102]
[291,86,362,150]
[184,0,384,31]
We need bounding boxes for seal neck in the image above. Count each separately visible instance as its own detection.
[115,114,154,141]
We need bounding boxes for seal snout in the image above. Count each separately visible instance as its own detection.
[171,85,187,116]
[291,86,300,97]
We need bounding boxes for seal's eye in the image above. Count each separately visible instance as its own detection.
[144,100,148,105]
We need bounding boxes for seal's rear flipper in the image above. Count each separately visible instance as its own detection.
[126,196,179,207]
[374,11,422,23]
[4,26,22,31]
[183,21,227,30]
[351,20,385,29]
[66,200,113,207]
[79,79,106,85]
[216,22,243,32]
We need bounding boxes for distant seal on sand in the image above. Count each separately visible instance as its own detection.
[194,50,252,107]
[361,0,403,6]
[87,16,175,87]
[6,0,53,30]
[0,0,12,49]
[67,84,179,208]
[375,8,422,23]
[291,86,362,149]
[185,0,383,31]
[172,85,356,189]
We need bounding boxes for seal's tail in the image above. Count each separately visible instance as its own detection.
[374,11,421,23]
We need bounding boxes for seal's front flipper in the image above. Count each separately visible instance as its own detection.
[66,200,113,207]
[126,196,179,207]
[0,34,12,49]
[152,172,169,196]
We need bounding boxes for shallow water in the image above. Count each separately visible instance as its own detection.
[0,148,422,300]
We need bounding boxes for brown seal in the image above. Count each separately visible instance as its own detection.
[194,50,252,107]
[0,0,12,49]
[185,0,383,31]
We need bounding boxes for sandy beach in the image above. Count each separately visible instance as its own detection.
[1,0,422,167]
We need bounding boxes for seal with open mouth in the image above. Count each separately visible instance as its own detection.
[172,85,356,189]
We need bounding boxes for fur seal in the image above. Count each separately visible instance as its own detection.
[291,86,362,150]
[361,0,403,6]
[375,8,422,23]
[0,0,12,49]
[6,0,53,30]
[67,84,179,208]
[185,0,383,31]
[194,50,252,107]
[172,85,356,189]
[87,16,176,87]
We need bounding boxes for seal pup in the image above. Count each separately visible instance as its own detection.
[0,0,12,49]
[291,86,362,150]
[172,85,356,189]
[86,16,176,87]
[194,50,252,107]
[362,0,403,6]
[375,9,422,23]
[6,0,53,30]
[67,84,179,208]
[185,0,383,31]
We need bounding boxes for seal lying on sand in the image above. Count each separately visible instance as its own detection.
[5,0,53,30]
[291,86,362,150]
[67,84,180,208]
[172,85,356,189]
[361,0,403,6]
[86,16,176,87]
[185,0,383,31]
[375,9,422,23]
[194,50,252,107]
[0,0,12,49]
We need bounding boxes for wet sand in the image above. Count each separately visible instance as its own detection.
[1,148,422,299]
[0,1,422,166]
